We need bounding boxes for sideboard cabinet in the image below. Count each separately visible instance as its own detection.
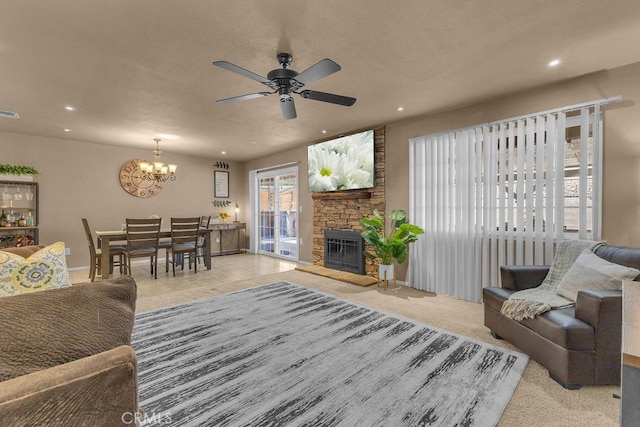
[210,223,245,256]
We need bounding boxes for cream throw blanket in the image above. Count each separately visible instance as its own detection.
[500,239,604,321]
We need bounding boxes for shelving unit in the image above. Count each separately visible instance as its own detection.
[0,180,39,249]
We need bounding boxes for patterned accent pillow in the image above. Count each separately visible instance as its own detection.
[556,249,640,301]
[0,242,71,297]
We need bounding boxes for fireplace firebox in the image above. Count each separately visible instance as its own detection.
[324,230,365,275]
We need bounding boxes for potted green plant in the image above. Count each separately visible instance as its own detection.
[360,209,424,284]
[0,164,40,181]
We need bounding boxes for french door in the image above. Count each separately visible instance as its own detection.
[256,166,298,260]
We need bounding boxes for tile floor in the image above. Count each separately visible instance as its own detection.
[68,253,299,300]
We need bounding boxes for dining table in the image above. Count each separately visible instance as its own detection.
[95,228,213,280]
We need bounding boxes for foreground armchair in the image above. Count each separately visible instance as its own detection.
[0,345,138,426]
[0,255,139,426]
[483,244,640,389]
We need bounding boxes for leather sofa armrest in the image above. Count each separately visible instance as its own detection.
[575,289,622,330]
[575,289,623,385]
[0,345,139,426]
[500,265,550,291]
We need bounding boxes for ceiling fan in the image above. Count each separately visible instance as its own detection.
[213,52,356,120]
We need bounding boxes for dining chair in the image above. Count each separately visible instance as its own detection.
[195,215,212,266]
[123,217,162,279]
[166,217,200,276]
[81,218,125,282]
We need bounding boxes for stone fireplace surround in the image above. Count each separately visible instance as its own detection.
[311,127,385,277]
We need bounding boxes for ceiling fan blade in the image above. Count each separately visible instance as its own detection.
[294,59,341,86]
[280,98,297,120]
[213,61,271,84]
[299,90,356,106]
[216,92,271,105]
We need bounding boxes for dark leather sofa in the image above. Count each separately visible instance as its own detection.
[483,244,640,389]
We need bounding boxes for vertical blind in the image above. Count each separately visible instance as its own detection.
[408,98,615,302]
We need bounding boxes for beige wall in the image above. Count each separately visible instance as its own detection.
[1,131,243,270]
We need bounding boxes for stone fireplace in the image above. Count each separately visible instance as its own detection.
[311,127,385,277]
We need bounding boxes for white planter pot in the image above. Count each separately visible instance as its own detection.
[378,263,395,282]
[0,174,34,182]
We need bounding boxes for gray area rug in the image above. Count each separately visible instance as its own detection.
[133,282,528,426]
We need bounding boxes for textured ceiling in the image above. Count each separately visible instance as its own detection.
[1,1,640,161]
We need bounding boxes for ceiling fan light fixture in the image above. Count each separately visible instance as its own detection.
[213,52,356,120]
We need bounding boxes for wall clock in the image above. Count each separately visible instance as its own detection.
[119,159,163,198]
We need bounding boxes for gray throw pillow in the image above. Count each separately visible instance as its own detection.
[556,250,640,301]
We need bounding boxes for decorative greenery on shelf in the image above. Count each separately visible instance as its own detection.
[0,164,40,176]
[360,209,425,265]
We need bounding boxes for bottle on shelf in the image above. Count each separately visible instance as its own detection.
[7,210,16,227]
[0,209,6,227]
[17,213,26,227]
[26,211,33,226]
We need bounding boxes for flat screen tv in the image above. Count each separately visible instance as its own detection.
[308,129,375,192]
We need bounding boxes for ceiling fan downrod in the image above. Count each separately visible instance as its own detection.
[277,52,293,68]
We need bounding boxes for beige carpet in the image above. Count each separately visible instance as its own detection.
[136,270,619,427]
[294,264,377,286]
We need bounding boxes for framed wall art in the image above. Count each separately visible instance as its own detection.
[214,170,229,198]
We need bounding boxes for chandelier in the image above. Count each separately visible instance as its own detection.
[139,138,177,182]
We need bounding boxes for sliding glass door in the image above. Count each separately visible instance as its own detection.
[257,166,298,260]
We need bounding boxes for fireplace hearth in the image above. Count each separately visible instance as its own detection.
[324,230,365,275]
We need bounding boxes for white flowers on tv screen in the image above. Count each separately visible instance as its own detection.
[308,129,375,192]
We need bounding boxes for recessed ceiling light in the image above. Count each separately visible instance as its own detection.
[397,107,404,111]
[64,106,75,111]
[321,130,327,134]
[221,151,227,155]
[157,133,179,140]
[547,59,561,67]
[250,141,257,144]
[62,128,72,132]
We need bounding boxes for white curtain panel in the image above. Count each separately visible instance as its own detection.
[408,103,605,302]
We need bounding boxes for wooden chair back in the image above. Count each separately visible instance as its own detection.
[200,216,212,229]
[126,218,162,251]
[170,217,200,247]
[81,218,97,259]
